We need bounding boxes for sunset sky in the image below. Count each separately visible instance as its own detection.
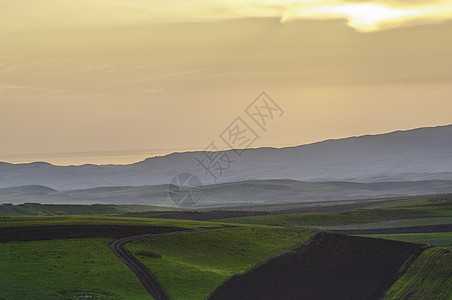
[1,0,452,165]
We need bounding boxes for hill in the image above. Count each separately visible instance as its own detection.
[0,185,56,197]
[384,247,452,299]
[1,124,452,190]
[209,233,427,300]
[1,179,452,205]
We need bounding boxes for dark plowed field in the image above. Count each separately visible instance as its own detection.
[0,225,183,243]
[209,233,427,300]
[331,223,452,235]
[145,211,267,221]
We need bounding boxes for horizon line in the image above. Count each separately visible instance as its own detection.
[1,123,450,167]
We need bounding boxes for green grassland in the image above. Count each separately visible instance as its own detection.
[326,217,452,231]
[217,195,452,229]
[0,203,175,217]
[0,194,450,299]
[0,215,222,229]
[216,208,436,227]
[0,238,151,299]
[127,226,316,300]
[360,232,452,247]
[384,247,452,299]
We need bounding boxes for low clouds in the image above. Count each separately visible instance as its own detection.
[343,1,444,7]
[0,84,73,98]
[1,1,452,32]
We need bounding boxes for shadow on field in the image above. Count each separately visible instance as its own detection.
[209,233,428,300]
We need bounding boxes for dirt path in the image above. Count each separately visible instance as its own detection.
[110,233,170,300]
[110,227,228,299]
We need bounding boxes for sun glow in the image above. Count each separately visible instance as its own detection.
[1,1,452,33]
[280,2,449,32]
[326,4,416,31]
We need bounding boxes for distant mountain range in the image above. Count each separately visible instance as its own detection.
[1,180,452,206]
[1,124,452,191]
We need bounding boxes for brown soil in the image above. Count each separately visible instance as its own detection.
[0,225,183,243]
[331,223,452,235]
[209,233,427,300]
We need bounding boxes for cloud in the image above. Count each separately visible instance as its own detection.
[167,69,204,77]
[0,60,56,75]
[0,84,105,100]
[0,84,73,98]
[1,1,452,32]
[144,89,163,93]
[343,0,444,7]
[284,1,452,31]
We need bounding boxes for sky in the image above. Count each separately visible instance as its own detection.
[1,0,452,165]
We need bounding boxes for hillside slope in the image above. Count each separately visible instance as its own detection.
[2,180,452,205]
[209,233,427,300]
[1,124,451,190]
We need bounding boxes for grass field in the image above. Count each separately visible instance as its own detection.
[127,226,316,300]
[209,233,427,300]
[0,238,151,299]
[216,208,437,227]
[360,232,452,247]
[0,215,222,229]
[217,196,452,229]
[0,195,450,299]
[384,247,452,299]
[0,203,177,217]
[326,216,452,230]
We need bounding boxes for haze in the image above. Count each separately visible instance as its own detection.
[1,0,452,165]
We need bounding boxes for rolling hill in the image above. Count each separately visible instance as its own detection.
[0,124,451,191]
[1,179,452,206]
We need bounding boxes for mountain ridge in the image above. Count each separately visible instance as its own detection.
[2,124,450,168]
[0,124,451,190]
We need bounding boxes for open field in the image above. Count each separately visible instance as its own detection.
[127,226,316,299]
[0,224,186,243]
[0,215,223,229]
[2,193,451,223]
[0,194,450,299]
[124,210,267,221]
[326,216,452,230]
[216,208,439,227]
[384,247,452,299]
[0,238,151,299]
[210,233,427,300]
[361,232,452,247]
[0,202,177,217]
[216,194,452,229]
[197,193,452,213]
[0,216,235,299]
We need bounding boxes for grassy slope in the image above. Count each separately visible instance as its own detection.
[385,247,452,299]
[217,196,452,229]
[0,215,222,229]
[0,216,230,299]
[360,232,452,247]
[216,208,438,227]
[0,238,151,299]
[326,217,452,230]
[127,227,315,300]
[0,203,175,217]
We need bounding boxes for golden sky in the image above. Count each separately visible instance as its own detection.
[1,1,452,164]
